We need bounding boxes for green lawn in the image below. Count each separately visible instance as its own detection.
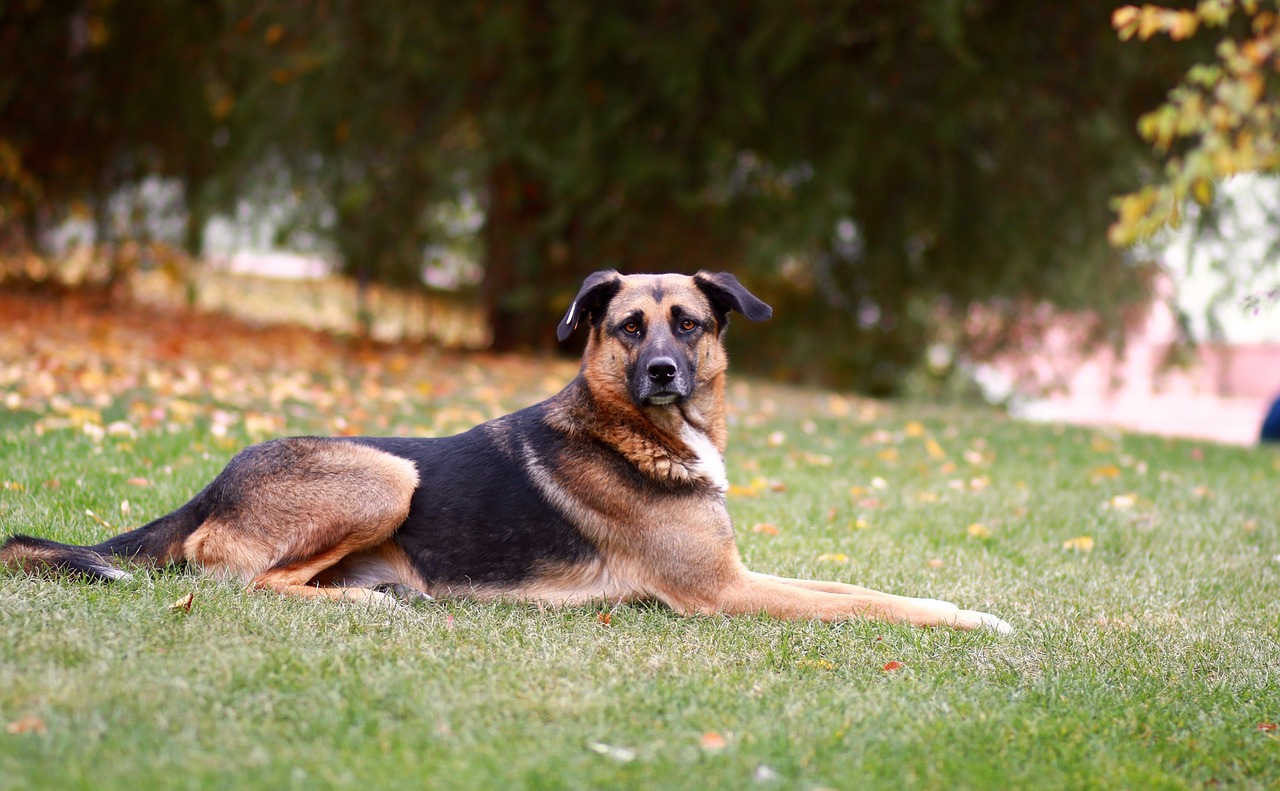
[1,305,1278,790]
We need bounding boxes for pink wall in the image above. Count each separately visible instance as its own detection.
[994,295,1280,446]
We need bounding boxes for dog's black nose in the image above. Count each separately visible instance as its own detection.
[647,357,678,384]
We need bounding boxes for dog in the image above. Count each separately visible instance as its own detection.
[1,270,1010,633]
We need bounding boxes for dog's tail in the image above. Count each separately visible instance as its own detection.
[1,498,206,582]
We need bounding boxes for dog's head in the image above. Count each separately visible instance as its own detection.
[558,271,772,409]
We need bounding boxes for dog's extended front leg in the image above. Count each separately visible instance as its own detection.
[668,569,1012,633]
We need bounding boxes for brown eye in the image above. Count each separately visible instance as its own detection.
[680,319,698,332]
[622,321,640,335]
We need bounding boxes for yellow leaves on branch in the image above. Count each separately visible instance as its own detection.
[1111,1,1280,245]
[1112,6,1201,42]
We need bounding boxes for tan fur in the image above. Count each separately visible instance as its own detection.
[533,272,1009,632]
[6,271,1006,632]
[182,440,418,598]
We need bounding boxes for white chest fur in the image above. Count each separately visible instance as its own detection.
[679,423,728,493]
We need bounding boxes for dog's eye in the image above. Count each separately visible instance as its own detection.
[622,321,640,335]
[679,319,698,333]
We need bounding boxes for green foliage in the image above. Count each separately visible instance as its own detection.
[1,2,1208,391]
[1111,1,1280,245]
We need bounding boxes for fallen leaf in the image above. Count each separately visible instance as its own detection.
[728,483,760,498]
[126,477,150,487]
[1063,536,1095,552]
[751,522,779,535]
[904,421,926,438]
[925,437,947,460]
[927,558,944,568]
[596,610,612,626]
[1090,465,1122,481]
[882,661,904,672]
[699,731,728,751]
[2,481,24,491]
[170,593,195,614]
[795,658,834,670]
[967,523,991,539]
[84,509,113,530]
[1109,494,1137,510]
[587,742,636,762]
[5,715,47,735]
[1258,722,1278,732]
[816,553,848,563]
[766,431,786,447]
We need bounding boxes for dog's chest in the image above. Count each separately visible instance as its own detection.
[679,424,728,493]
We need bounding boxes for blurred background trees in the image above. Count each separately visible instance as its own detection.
[0,0,1241,394]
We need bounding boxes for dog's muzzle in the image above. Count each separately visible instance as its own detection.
[634,354,693,406]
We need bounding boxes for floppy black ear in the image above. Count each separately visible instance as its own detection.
[556,270,624,342]
[693,271,773,332]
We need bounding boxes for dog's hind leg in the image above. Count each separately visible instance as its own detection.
[180,438,420,603]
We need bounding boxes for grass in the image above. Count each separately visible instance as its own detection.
[1,295,1279,790]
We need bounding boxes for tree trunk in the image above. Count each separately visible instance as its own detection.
[482,161,559,352]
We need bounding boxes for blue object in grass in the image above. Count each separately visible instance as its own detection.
[1262,394,1280,443]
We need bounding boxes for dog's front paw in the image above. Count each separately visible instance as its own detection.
[957,608,1013,634]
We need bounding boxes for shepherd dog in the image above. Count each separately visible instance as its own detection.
[1,270,1011,633]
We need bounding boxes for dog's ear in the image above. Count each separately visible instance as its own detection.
[693,271,773,333]
[557,270,624,342]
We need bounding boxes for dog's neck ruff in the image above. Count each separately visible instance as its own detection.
[679,423,728,493]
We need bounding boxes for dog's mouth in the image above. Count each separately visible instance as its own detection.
[644,393,682,406]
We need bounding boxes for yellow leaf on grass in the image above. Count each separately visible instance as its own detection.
[1063,536,1095,552]
[1110,494,1137,510]
[699,731,728,751]
[170,593,194,614]
[967,523,991,539]
[751,523,779,536]
[925,437,947,460]
[1090,465,1122,481]
[817,553,848,563]
[904,421,926,438]
[795,658,834,670]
